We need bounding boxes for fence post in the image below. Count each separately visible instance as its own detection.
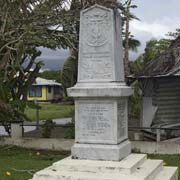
[156,129,161,142]
[11,121,23,139]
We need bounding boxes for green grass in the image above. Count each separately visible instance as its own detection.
[0,146,180,180]
[0,146,69,180]
[25,103,74,121]
[148,154,180,178]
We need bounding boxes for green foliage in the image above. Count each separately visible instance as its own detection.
[62,96,74,103]
[143,39,170,65]
[0,0,76,129]
[64,126,75,139]
[39,70,61,83]
[130,38,170,76]
[64,108,75,139]
[129,80,142,120]
[42,119,56,138]
[166,28,180,39]
[61,49,78,96]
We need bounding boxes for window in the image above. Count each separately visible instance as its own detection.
[29,86,42,97]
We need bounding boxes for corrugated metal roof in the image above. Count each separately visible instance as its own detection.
[32,77,62,86]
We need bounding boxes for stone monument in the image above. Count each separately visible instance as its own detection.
[68,4,132,161]
[32,4,178,180]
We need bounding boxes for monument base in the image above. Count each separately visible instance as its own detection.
[31,153,178,180]
[71,140,131,161]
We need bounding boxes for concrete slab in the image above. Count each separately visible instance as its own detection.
[31,154,178,180]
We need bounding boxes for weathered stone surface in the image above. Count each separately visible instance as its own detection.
[31,154,178,180]
[68,83,133,97]
[67,4,133,161]
[71,140,131,161]
[75,98,128,145]
[78,5,124,83]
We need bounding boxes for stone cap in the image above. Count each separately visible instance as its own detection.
[67,83,133,97]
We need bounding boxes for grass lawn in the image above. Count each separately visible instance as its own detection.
[0,146,69,180]
[148,154,180,178]
[25,103,74,121]
[0,146,179,180]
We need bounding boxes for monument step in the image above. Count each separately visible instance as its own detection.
[31,155,173,180]
[52,154,147,174]
[32,170,152,180]
[154,167,178,180]
[133,159,163,180]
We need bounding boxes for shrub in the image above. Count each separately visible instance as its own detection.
[42,119,55,138]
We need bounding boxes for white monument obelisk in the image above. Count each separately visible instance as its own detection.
[68,4,132,161]
[32,5,178,180]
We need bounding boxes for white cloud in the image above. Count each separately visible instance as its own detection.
[130,17,180,39]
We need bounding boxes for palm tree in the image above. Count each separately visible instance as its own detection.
[121,0,140,76]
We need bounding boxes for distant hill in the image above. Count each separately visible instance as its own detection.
[36,47,70,70]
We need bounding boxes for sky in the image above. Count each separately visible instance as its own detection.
[129,0,180,60]
[39,0,180,70]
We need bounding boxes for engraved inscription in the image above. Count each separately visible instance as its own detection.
[80,53,112,80]
[118,100,126,139]
[79,7,114,81]
[77,102,114,142]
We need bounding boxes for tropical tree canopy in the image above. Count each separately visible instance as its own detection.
[130,38,171,75]
[0,0,76,128]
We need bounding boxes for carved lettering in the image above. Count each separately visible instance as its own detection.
[77,102,114,143]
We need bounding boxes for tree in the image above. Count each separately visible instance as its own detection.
[166,28,180,39]
[130,38,171,76]
[0,0,75,131]
[61,48,78,96]
[143,39,170,65]
[39,70,61,83]
[121,0,140,76]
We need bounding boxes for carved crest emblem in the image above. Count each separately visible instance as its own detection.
[85,10,110,47]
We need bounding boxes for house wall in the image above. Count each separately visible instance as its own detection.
[46,86,54,100]
[27,86,47,101]
[153,77,180,125]
[141,79,157,127]
[142,77,180,127]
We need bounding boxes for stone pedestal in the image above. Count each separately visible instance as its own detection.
[68,83,133,161]
[31,154,178,180]
[67,4,133,161]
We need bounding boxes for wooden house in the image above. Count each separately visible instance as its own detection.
[27,77,63,102]
[138,36,180,129]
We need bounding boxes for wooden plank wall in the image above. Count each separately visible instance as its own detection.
[153,77,180,125]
